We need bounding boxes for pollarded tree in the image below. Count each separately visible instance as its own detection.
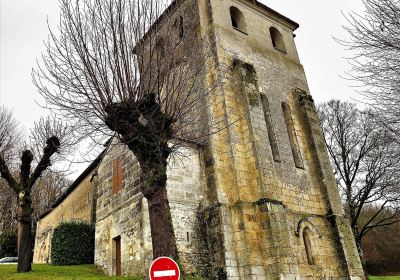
[34,0,216,259]
[318,100,400,265]
[0,169,69,263]
[341,0,400,140]
[0,106,72,272]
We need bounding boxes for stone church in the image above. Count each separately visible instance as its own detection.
[33,0,365,279]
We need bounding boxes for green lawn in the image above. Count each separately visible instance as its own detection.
[0,265,396,280]
[0,264,202,280]
[0,264,145,280]
[370,277,400,280]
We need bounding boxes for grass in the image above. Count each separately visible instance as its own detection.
[1,265,395,280]
[0,264,144,280]
[370,277,400,280]
[0,264,202,280]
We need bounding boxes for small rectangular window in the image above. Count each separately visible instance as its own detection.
[112,159,123,194]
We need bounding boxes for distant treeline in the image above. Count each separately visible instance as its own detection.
[361,207,400,275]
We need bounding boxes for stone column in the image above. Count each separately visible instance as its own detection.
[295,89,365,280]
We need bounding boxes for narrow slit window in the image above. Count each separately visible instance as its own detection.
[179,16,184,38]
[112,159,123,194]
[230,7,247,33]
[175,16,184,39]
[156,38,165,58]
[303,228,315,265]
[282,102,304,168]
[260,94,280,162]
[270,27,286,53]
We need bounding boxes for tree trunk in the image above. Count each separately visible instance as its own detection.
[17,223,22,251]
[147,186,178,259]
[17,205,33,273]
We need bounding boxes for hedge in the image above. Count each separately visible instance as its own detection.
[0,230,17,258]
[51,221,95,265]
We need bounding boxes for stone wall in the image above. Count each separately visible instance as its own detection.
[33,168,96,264]
[94,142,204,276]
[94,143,144,276]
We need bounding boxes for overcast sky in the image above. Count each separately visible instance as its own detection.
[0,0,365,174]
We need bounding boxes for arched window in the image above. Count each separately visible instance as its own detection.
[270,27,286,53]
[230,6,247,33]
[303,228,315,265]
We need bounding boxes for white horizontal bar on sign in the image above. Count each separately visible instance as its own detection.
[154,270,176,277]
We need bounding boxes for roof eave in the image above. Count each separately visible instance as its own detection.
[255,1,299,31]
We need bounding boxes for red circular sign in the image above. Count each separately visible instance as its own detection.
[149,257,180,280]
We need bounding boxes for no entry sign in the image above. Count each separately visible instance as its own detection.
[149,257,180,280]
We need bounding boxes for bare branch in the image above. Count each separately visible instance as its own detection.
[340,0,400,141]
[0,155,19,192]
[318,100,400,242]
[29,136,60,188]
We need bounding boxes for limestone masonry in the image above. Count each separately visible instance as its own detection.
[33,0,365,279]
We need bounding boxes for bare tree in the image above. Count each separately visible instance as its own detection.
[34,0,216,259]
[340,0,400,140]
[31,171,71,222]
[360,206,400,274]
[0,107,21,235]
[0,106,72,272]
[0,180,16,234]
[0,170,68,263]
[318,100,400,266]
